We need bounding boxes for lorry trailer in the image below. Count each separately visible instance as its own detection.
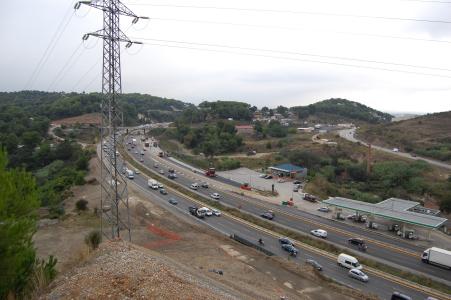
[421,247,451,269]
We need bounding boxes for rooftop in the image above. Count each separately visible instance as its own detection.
[269,163,305,173]
[323,197,448,229]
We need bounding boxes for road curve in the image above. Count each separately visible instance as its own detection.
[338,129,451,171]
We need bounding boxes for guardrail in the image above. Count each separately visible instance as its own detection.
[230,234,274,256]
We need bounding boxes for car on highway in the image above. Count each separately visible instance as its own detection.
[390,292,412,300]
[212,209,221,216]
[198,207,212,216]
[159,169,165,175]
[154,163,159,168]
[140,157,144,162]
[168,198,178,205]
[305,259,322,271]
[337,253,362,270]
[210,193,220,200]
[348,268,368,282]
[310,229,327,238]
[278,237,293,245]
[157,182,164,189]
[168,173,177,180]
[134,169,140,174]
[281,244,298,256]
[190,183,199,190]
[201,182,209,188]
[261,211,274,220]
[317,207,330,213]
[348,238,368,250]
[160,189,167,195]
[134,150,138,154]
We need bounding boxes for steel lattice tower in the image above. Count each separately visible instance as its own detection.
[75,0,146,240]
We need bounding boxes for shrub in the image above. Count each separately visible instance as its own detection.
[85,230,101,251]
[76,199,89,211]
[266,141,272,149]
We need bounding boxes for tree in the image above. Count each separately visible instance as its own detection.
[0,149,40,298]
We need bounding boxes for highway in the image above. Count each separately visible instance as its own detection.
[118,151,436,300]
[338,128,451,171]
[123,137,451,286]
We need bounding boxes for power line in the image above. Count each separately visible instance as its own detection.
[128,3,451,24]
[24,4,76,90]
[47,42,85,91]
[145,17,451,45]
[134,37,451,72]
[72,59,101,91]
[139,41,451,79]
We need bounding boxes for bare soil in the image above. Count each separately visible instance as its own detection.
[52,113,101,126]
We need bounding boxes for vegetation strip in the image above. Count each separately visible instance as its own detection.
[120,139,451,297]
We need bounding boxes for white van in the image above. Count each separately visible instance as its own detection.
[337,253,362,270]
[126,169,134,179]
[198,207,212,216]
[148,179,159,190]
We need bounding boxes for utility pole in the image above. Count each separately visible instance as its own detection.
[75,0,147,241]
[367,143,372,175]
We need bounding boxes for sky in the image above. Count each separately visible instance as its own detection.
[1,0,451,113]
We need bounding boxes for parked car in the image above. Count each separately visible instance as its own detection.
[160,189,167,195]
[303,193,317,202]
[211,193,220,200]
[201,182,209,188]
[305,259,322,271]
[168,198,178,205]
[261,211,274,220]
[293,180,301,184]
[317,207,330,213]
[278,237,293,245]
[281,244,298,256]
[348,268,368,282]
[264,175,273,179]
[310,229,327,238]
[259,174,267,178]
[348,238,368,250]
[293,187,299,192]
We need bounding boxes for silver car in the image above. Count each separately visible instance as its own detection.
[348,268,368,282]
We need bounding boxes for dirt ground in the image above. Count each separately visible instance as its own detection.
[34,157,370,299]
[52,113,101,126]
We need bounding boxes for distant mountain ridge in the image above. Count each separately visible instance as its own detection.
[290,98,393,124]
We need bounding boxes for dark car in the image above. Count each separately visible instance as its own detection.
[168,198,178,205]
[305,259,322,271]
[278,237,293,245]
[160,189,168,195]
[293,180,301,184]
[281,244,298,256]
[261,212,274,220]
[391,292,412,300]
[348,238,368,250]
[264,175,273,179]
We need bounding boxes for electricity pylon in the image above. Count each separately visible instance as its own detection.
[75,0,147,241]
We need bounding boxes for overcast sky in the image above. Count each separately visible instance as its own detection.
[1,0,451,113]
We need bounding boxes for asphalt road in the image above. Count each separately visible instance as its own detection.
[124,141,451,285]
[338,128,451,171]
[122,157,433,300]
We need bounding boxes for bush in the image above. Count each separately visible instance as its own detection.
[76,199,88,211]
[85,230,101,251]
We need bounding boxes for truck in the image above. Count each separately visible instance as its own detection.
[421,247,451,269]
[205,167,216,177]
[189,206,206,219]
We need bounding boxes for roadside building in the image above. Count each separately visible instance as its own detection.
[235,125,254,135]
[269,163,307,178]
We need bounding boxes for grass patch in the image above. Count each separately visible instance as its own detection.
[120,143,451,296]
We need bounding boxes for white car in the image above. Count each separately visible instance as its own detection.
[310,229,327,238]
[198,207,212,216]
[212,209,221,216]
[211,193,220,200]
[134,169,140,174]
[348,268,369,282]
[157,182,164,189]
[190,183,199,190]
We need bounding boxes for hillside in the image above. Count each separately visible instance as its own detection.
[0,91,191,125]
[358,111,451,162]
[291,98,393,124]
